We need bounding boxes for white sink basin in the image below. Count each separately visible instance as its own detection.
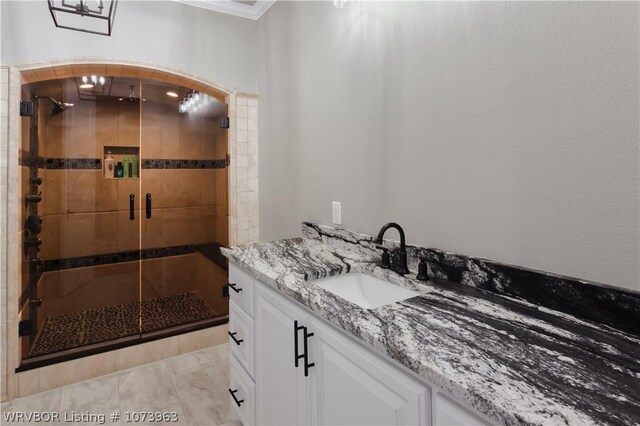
[313,272,420,309]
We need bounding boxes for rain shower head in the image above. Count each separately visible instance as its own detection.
[34,95,74,116]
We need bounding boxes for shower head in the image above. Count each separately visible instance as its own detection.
[34,95,74,116]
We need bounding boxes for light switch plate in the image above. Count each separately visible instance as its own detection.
[332,201,341,225]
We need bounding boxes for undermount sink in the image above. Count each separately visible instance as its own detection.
[313,272,420,309]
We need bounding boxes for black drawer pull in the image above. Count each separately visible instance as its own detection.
[228,331,244,346]
[303,326,315,377]
[228,388,244,407]
[294,320,305,368]
[228,282,242,293]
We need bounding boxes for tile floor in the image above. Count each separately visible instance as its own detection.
[1,344,234,425]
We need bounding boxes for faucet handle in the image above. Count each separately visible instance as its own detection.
[416,258,429,281]
[375,245,391,269]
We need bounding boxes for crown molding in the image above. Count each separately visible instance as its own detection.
[173,0,276,20]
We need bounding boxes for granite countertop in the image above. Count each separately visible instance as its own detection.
[221,236,640,426]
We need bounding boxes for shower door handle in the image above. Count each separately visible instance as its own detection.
[129,194,135,220]
[146,193,152,219]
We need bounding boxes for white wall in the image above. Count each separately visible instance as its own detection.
[0,1,258,92]
[258,1,640,290]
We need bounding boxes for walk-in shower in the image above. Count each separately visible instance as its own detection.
[18,76,230,369]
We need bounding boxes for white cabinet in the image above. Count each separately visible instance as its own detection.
[309,319,429,426]
[434,394,489,426]
[229,264,255,316]
[255,283,312,425]
[229,354,256,426]
[229,300,255,377]
[228,265,495,426]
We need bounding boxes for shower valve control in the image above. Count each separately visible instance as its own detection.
[20,101,34,117]
[25,192,42,203]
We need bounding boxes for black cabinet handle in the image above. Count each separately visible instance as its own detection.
[228,331,243,346]
[228,389,244,407]
[145,193,152,219]
[129,194,135,220]
[228,282,242,293]
[294,320,305,368]
[303,326,315,377]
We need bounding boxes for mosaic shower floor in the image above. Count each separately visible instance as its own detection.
[30,292,216,357]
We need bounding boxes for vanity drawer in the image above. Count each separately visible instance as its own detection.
[229,263,255,317]
[230,354,256,426]
[229,300,255,378]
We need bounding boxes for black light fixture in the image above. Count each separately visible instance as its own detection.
[47,0,118,36]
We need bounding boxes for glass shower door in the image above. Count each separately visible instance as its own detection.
[139,79,229,336]
[20,77,143,361]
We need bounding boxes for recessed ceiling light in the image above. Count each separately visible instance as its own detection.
[79,83,94,89]
[166,91,179,98]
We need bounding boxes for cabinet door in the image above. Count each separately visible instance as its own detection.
[310,319,430,426]
[254,283,311,425]
[434,394,492,426]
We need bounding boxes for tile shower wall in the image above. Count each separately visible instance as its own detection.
[232,95,258,244]
[17,94,230,357]
[35,99,228,262]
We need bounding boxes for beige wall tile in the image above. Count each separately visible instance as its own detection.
[115,337,180,371]
[116,210,140,252]
[178,325,228,354]
[141,102,163,159]
[64,213,96,258]
[40,214,64,259]
[94,212,119,254]
[118,102,140,146]
[66,170,99,213]
[43,170,67,215]
[141,208,163,249]
[94,102,119,151]
[16,369,39,398]
[160,207,203,247]
[202,170,217,206]
[162,169,202,208]
[39,351,116,392]
[95,173,118,212]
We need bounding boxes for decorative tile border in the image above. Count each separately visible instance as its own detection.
[45,158,101,170]
[19,152,229,170]
[301,222,640,336]
[141,159,228,169]
[43,245,197,272]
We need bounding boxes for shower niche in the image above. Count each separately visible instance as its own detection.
[18,76,230,369]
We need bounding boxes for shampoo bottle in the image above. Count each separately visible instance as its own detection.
[115,162,124,178]
[131,155,138,178]
[104,151,115,178]
[123,156,129,178]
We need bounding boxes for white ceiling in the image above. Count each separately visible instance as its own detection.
[172,0,276,20]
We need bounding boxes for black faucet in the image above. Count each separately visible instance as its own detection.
[375,222,410,276]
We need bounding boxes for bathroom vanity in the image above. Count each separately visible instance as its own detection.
[226,264,490,426]
[222,223,640,426]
